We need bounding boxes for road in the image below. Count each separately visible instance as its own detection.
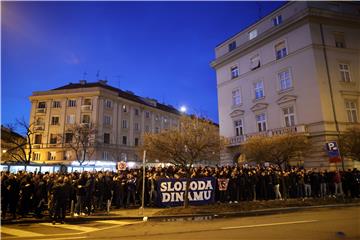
[1,206,359,240]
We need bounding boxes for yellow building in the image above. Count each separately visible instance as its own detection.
[29,80,180,168]
[211,2,360,169]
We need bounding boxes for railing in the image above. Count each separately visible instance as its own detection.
[227,124,308,146]
[33,124,45,131]
[81,105,92,111]
[35,108,46,114]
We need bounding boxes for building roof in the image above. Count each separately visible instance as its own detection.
[51,81,181,115]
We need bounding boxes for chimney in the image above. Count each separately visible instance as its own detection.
[79,80,87,85]
[98,80,107,85]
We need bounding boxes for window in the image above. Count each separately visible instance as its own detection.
[104,115,111,125]
[232,89,241,106]
[256,113,267,132]
[68,99,76,107]
[83,98,91,105]
[283,106,296,127]
[334,33,345,48]
[145,111,150,118]
[234,120,243,136]
[64,151,71,160]
[163,117,168,123]
[122,104,128,112]
[250,54,260,70]
[122,119,128,129]
[134,123,140,131]
[52,101,61,108]
[254,81,264,100]
[134,108,139,116]
[339,64,351,82]
[65,133,73,143]
[122,136,127,145]
[50,134,57,144]
[155,127,160,133]
[38,102,46,108]
[155,115,159,121]
[249,29,258,40]
[278,69,292,90]
[104,133,110,144]
[48,152,56,161]
[33,152,41,161]
[275,41,287,60]
[82,115,90,124]
[36,117,44,125]
[134,138,139,146]
[51,116,60,125]
[345,100,358,123]
[231,66,239,79]
[67,114,75,124]
[272,15,282,26]
[145,125,150,133]
[228,41,236,52]
[34,134,42,144]
[103,151,109,160]
[105,99,112,108]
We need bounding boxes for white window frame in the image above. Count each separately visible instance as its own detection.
[272,15,282,26]
[134,123,140,131]
[122,119,128,129]
[145,111,150,118]
[68,99,76,107]
[339,63,351,82]
[51,116,60,125]
[250,54,260,70]
[49,152,56,161]
[67,114,75,124]
[52,101,61,108]
[103,151,109,160]
[254,81,265,100]
[104,115,111,126]
[278,69,292,91]
[34,152,41,161]
[275,40,288,60]
[231,66,239,79]
[234,119,244,136]
[256,113,267,132]
[282,106,296,127]
[345,100,358,123]
[105,99,112,109]
[232,88,241,107]
[249,29,258,40]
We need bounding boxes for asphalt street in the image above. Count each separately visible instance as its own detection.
[1,206,359,240]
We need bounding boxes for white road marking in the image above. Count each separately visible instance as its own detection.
[95,220,137,225]
[221,220,319,230]
[40,236,86,240]
[39,223,99,232]
[0,226,45,237]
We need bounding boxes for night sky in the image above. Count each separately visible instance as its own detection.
[1,1,284,127]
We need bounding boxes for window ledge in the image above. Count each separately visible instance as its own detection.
[253,96,265,103]
[278,87,294,95]
[231,104,243,109]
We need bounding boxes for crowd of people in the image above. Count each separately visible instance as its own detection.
[1,165,360,223]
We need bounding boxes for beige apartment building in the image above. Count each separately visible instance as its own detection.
[211,2,360,169]
[29,80,180,167]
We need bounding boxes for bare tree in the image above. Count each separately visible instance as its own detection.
[3,118,34,165]
[338,127,360,162]
[61,123,98,166]
[139,116,225,207]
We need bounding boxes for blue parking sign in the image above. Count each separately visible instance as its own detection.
[326,141,341,163]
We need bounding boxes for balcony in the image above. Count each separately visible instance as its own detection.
[227,124,308,147]
[81,105,92,111]
[33,124,45,131]
[35,108,46,114]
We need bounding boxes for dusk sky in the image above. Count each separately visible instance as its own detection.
[2,1,284,127]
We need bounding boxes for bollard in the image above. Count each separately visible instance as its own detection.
[70,200,74,217]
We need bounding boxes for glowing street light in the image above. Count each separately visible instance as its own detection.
[180,106,187,113]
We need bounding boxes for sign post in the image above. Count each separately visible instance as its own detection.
[326,141,344,170]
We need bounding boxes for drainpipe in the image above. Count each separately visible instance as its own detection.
[320,23,345,171]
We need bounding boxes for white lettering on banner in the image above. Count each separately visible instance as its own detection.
[161,190,212,202]
[160,180,213,192]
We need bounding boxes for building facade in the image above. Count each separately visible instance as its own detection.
[211,2,360,169]
[28,80,180,167]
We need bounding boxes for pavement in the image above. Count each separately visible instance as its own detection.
[2,202,360,225]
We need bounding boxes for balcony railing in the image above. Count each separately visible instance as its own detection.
[227,124,307,147]
[35,108,46,114]
[81,105,92,111]
[33,124,45,131]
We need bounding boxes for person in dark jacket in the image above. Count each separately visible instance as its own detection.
[75,173,87,216]
[51,177,66,224]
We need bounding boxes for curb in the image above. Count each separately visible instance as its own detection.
[2,203,359,225]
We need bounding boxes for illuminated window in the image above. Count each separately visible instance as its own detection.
[234,120,243,136]
[345,100,358,123]
[231,66,239,79]
[283,106,296,127]
[272,15,282,26]
[249,29,258,40]
[278,69,292,90]
[232,89,241,106]
[339,63,351,82]
[256,113,267,132]
[254,81,264,100]
[275,41,287,60]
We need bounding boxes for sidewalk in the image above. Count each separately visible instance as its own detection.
[2,200,360,225]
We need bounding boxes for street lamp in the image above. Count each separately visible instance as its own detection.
[180,106,187,113]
